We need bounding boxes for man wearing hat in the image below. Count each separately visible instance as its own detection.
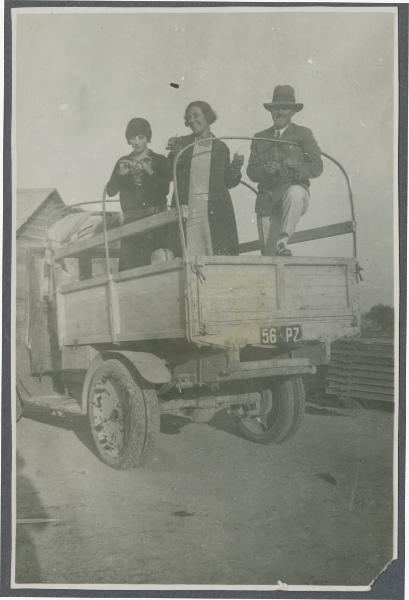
[247,85,323,256]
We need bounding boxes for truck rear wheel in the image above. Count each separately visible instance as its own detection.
[237,376,305,444]
[88,359,159,469]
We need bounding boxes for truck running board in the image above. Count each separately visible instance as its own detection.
[22,395,83,416]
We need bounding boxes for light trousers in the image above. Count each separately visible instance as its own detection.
[257,185,310,256]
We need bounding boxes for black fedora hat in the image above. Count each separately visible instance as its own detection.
[263,85,303,112]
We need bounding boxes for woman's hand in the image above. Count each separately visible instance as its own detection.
[139,157,154,175]
[166,136,184,154]
[129,161,143,176]
[118,160,131,176]
[231,152,244,169]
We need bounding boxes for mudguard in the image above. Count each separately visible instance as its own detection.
[112,351,171,384]
[81,351,171,413]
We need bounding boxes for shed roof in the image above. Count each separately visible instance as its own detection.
[16,188,65,232]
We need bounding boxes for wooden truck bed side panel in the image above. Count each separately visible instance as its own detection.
[284,264,350,313]
[62,282,111,344]
[59,260,185,345]
[190,256,359,345]
[57,255,359,348]
[116,267,185,341]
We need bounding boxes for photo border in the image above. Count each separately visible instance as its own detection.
[1,2,406,598]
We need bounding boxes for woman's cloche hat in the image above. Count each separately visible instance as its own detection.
[263,85,304,112]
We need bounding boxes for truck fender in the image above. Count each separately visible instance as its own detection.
[81,351,171,413]
[109,351,171,385]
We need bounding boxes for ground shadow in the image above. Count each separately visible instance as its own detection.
[22,405,99,460]
[160,413,192,434]
[15,452,45,583]
[306,393,394,414]
[206,403,358,441]
[305,404,354,417]
[206,410,240,437]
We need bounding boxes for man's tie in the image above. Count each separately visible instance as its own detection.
[272,129,281,162]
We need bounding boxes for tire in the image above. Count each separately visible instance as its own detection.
[87,359,159,469]
[237,376,305,444]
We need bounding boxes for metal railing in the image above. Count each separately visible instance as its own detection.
[172,136,358,260]
[49,136,361,279]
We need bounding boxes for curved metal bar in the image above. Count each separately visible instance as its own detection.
[101,186,120,343]
[238,151,358,257]
[173,136,356,258]
[321,151,357,257]
[101,187,112,277]
[172,137,302,261]
[48,191,115,275]
[239,179,258,196]
[172,145,190,262]
[47,198,120,224]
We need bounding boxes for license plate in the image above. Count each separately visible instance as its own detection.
[260,325,303,345]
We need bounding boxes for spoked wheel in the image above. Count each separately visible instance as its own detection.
[88,359,159,469]
[236,376,306,444]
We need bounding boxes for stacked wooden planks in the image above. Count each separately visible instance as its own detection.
[325,337,394,405]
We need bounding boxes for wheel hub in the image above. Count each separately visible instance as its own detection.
[90,378,125,458]
[240,389,274,434]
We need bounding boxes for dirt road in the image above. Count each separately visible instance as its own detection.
[15,403,394,587]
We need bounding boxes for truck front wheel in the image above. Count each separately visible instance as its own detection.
[237,376,306,444]
[87,359,159,469]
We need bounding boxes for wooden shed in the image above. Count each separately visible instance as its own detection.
[16,188,67,400]
[17,188,66,248]
[15,189,120,403]
[16,188,66,334]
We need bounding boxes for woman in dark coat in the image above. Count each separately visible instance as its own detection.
[167,101,244,256]
[107,118,170,270]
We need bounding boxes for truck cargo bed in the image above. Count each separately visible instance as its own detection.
[56,255,359,349]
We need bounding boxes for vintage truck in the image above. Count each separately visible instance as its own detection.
[16,137,361,469]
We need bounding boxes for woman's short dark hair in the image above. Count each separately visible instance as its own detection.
[184,101,217,127]
[125,118,152,142]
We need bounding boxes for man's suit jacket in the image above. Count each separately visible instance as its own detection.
[246,122,323,216]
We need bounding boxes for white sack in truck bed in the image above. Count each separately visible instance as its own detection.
[46,211,121,292]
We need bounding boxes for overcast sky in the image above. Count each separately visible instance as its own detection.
[14,7,397,310]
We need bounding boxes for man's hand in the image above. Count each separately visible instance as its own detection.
[283,157,300,171]
[231,152,244,169]
[264,161,281,175]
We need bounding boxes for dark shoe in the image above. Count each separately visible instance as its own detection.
[277,243,292,257]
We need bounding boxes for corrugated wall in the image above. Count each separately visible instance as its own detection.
[326,338,394,405]
[304,337,394,407]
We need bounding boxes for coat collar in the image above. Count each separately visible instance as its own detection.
[180,132,219,161]
[270,122,295,140]
[127,147,155,159]
[188,131,215,143]
[280,122,295,140]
